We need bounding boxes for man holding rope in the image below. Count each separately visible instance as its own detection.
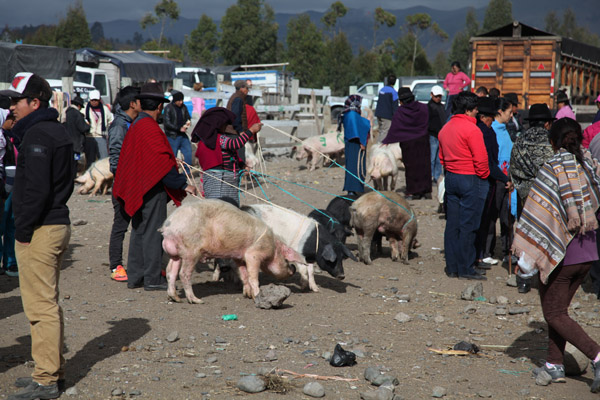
[112,82,197,292]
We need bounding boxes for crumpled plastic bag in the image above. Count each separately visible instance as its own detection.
[453,341,479,354]
[516,252,538,279]
[329,344,357,367]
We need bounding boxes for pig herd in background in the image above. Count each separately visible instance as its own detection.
[161,190,419,304]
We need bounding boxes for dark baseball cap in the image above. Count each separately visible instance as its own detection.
[0,73,52,102]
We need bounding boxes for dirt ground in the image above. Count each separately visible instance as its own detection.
[2,154,600,400]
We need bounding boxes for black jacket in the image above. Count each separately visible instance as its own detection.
[12,108,75,242]
[64,105,89,154]
[427,100,446,139]
[163,102,191,138]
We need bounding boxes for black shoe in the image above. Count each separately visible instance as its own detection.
[444,268,457,278]
[517,281,531,294]
[127,282,143,289]
[437,204,444,214]
[144,282,168,291]
[423,192,432,200]
[591,360,600,393]
[14,377,65,392]
[8,381,59,400]
[474,267,487,275]
[476,261,493,270]
[458,273,487,281]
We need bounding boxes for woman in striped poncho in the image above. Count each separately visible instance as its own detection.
[512,118,600,391]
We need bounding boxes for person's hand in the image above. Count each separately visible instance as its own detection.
[360,144,366,151]
[185,185,198,196]
[249,123,262,135]
[505,181,514,191]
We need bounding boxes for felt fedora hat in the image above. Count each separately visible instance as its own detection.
[524,103,555,121]
[136,82,170,102]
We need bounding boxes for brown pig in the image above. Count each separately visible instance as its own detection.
[350,191,419,265]
[160,199,303,303]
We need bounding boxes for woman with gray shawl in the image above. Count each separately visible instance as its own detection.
[513,118,600,391]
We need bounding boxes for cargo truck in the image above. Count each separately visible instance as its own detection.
[469,21,600,111]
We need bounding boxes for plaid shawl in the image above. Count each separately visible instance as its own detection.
[512,149,600,284]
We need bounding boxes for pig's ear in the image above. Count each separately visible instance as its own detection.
[280,243,306,264]
[323,244,336,262]
[343,245,358,261]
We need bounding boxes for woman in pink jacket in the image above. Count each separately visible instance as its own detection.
[444,61,471,115]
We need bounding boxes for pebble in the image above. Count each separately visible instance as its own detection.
[394,312,411,323]
[283,337,294,344]
[496,296,509,305]
[205,356,218,363]
[517,388,530,396]
[129,389,142,396]
[166,331,179,343]
[72,219,87,226]
[237,375,266,393]
[195,373,207,378]
[432,386,447,397]
[111,388,123,396]
[265,349,277,361]
[478,390,492,398]
[433,315,445,323]
[303,381,326,398]
[372,374,399,387]
[461,282,483,300]
[322,351,332,361]
[535,370,552,386]
[508,307,530,315]
[495,308,507,316]
[464,304,477,314]
[65,387,78,396]
[214,336,227,344]
[396,294,411,302]
[364,366,381,382]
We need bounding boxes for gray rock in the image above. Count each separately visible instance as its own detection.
[564,342,589,375]
[322,351,332,361]
[517,388,530,396]
[214,336,227,344]
[535,370,552,386]
[432,386,447,397]
[478,390,492,398]
[464,304,477,314]
[396,294,411,302]
[394,312,411,323]
[205,356,218,363]
[360,387,394,400]
[303,381,326,398]
[433,315,445,323]
[237,376,266,393]
[372,374,399,387]
[364,366,381,382]
[495,308,507,316]
[65,387,78,396]
[496,296,509,305]
[265,349,277,361]
[254,284,291,309]
[72,219,87,226]
[195,373,207,378]
[129,389,142,396]
[461,282,483,300]
[506,275,517,287]
[508,307,530,315]
[111,388,124,396]
[166,331,179,343]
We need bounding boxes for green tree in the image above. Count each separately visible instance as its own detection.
[405,13,447,76]
[448,8,479,73]
[142,39,183,61]
[432,50,448,77]
[351,48,381,85]
[140,0,180,48]
[219,0,278,65]
[482,0,512,32]
[394,34,432,76]
[90,21,104,43]
[285,14,325,88]
[24,25,58,46]
[373,7,396,49]
[55,0,92,49]
[322,32,353,96]
[186,14,219,64]
[544,11,561,34]
[322,1,347,37]
[544,9,600,47]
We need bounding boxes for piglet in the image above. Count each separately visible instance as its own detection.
[160,199,302,303]
[350,191,419,265]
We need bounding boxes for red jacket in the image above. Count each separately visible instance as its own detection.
[438,114,490,179]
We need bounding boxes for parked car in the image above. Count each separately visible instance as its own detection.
[410,79,447,104]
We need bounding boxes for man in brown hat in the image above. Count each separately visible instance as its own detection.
[112,82,197,291]
[1,73,75,400]
[509,103,555,293]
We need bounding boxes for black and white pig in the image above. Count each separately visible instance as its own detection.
[350,191,420,265]
[243,204,356,292]
[307,209,353,244]
[160,199,303,303]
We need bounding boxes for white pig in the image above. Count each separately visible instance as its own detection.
[74,157,113,196]
[160,200,304,303]
[367,143,398,191]
[293,130,345,171]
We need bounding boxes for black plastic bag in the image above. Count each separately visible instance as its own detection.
[453,341,479,354]
[329,344,357,367]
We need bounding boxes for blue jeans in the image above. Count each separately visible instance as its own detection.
[429,136,442,182]
[444,172,488,276]
[167,135,192,174]
[0,193,16,268]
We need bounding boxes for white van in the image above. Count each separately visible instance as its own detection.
[75,66,112,105]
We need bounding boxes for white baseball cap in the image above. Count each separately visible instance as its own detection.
[89,90,101,101]
[431,85,444,97]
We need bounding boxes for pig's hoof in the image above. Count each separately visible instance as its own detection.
[168,293,183,303]
[363,258,372,265]
[309,285,320,293]
[401,260,409,265]
[187,296,204,304]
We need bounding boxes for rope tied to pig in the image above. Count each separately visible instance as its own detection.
[261,123,415,231]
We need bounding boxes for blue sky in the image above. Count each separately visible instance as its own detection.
[2,0,485,27]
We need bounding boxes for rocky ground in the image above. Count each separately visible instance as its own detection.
[2,154,600,400]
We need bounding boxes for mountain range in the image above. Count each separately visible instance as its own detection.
[97,1,600,58]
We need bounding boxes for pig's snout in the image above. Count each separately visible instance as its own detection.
[336,272,345,280]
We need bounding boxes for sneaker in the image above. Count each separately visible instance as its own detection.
[533,363,566,383]
[110,265,127,282]
[5,265,18,277]
[591,360,600,393]
[8,381,59,400]
[14,377,65,392]
[482,257,499,265]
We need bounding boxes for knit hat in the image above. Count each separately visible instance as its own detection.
[171,90,184,102]
[0,73,52,102]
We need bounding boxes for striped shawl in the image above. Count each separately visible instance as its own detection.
[512,149,600,284]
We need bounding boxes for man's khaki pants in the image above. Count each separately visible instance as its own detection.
[17,225,71,385]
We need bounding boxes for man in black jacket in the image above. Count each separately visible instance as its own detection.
[2,73,75,400]
[427,85,446,184]
[375,75,398,142]
[63,95,89,174]
[163,90,191,174]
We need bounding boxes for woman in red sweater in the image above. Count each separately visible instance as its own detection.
[438,91,490,280]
